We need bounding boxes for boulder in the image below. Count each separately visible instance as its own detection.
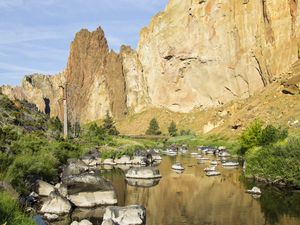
[71,219,93,225]
[40,192,71,215]
[126,178,160,188]
[125,167,161,179]
[61,159,89,180]
[63,173,114,192]
[114,156,132,164]
[72,207,106,222]
[103,158,116,165]
[55,183,68,197]
[68,190,117,208]
[246,187,262,195]
[36,180,55,197]
[130,156,145,165]
[102,205,146,225]
[44,213,59,221]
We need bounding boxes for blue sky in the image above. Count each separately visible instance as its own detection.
[0,0,168,85]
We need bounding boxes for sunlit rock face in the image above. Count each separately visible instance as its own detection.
[137,0,300,112]
[3,0,300,122]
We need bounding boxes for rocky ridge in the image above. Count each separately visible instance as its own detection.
[1,0,300,124]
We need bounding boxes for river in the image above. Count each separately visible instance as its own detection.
[87,153,300,225]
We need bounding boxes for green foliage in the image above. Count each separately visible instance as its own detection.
[51,141,82,164]
[102,111,119,136]
[239,120,288,154]
[6,151,58,194]
[239,120,263,154]
[146,118,161,135]
[10,133,47,155]
[168,121,177,137]
[260,125,288,146]
[0,126,20,152]
[0,152,14,173]
[0,191,35,225]
[245,137,300,187]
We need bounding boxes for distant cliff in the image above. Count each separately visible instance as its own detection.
[2,0,300,123]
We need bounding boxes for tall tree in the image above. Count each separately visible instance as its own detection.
[103,111,119,135]
[146,118,161,135]
[168,121,178,137]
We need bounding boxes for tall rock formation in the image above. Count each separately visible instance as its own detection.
[2,0,300,123]
[137,0,300,112]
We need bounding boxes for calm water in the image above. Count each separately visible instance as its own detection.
[100,154,300,225]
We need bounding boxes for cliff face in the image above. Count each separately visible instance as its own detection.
[137,0,300,112]
[3,0,300,123]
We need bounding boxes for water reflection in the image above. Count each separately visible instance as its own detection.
[102,155,300,225]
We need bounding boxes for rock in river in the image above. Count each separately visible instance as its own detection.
[102,205,146,225]
[71,219,93,225]
[114,155,132,164]
[246,187,262,195]
[65,173,118,208]
[125,167,162,179]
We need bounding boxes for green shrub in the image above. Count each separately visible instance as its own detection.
[0,152,14,173]
[239,120,288,154]
[0,126,20,152]
[51,141,82,164]
[245,137,300,186]
[6,151,58,194]
[0,191,35,225]
[10,133,47,155]
[179,129,191,136]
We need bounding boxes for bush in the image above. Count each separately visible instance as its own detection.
[146,118,161,135]
[6,151,58,194]
[0,126,19,152]
[51,141,82,164]
[10,133,47,155]
[0,191,35,225]
[239,120,288,154]
[245,137,300,186]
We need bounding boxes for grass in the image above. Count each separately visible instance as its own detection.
[0,190,35,225]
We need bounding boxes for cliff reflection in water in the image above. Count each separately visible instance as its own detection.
[105,155,300,225]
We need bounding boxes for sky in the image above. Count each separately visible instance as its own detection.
[0,0,168,85]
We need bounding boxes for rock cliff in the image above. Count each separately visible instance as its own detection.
[2,0,300,123]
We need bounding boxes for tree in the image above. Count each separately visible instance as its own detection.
[239,119,263,154]
[102,111,119,136]
[146,118,161,135]
[168,121,177,136]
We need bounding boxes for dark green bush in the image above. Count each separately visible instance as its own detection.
[6,151,58,194]
[51,141,82,164]
[102,111,119,136]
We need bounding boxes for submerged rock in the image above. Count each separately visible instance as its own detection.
[125,167,162,179]
[72,206,106,222]
[102,205,146,225]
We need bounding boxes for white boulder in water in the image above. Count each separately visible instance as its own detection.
[102,205,146,225]
[171,163,185,171]
[103,158,116,165]
[204,166,216,172]
[126,167,162,179]
[246,187,262,195]
[210,160,218,165]
[205,171,221,177]
[222,162,239,167]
